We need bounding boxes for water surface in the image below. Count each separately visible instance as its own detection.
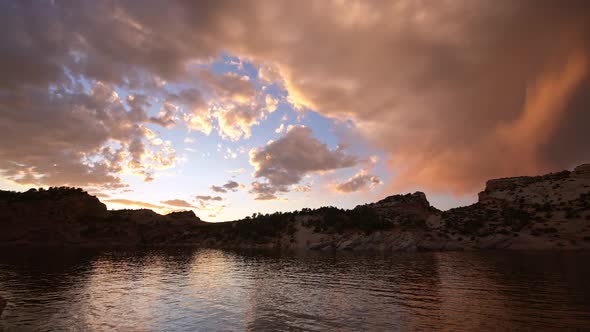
[0,249,589,331]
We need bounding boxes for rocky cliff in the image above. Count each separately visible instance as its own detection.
[199,163,590,251]
[573,163,590,178]
[1,164,590,251]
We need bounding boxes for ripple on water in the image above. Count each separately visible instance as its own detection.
[0,249,589,331]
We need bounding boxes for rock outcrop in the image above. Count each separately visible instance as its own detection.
[573,164,590,178]
[370,192,434,215]
[166,210,201,222]
[445,165,590,250]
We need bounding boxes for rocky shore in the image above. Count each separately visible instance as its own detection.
[1,164,589,251]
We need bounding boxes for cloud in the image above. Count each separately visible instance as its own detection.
[1,0,589,198]
[105,199,163,210]
[215,104,262,141]
[250,181,283,201]
[293,184,312,193]
[335,171,382,193]
[333,154,381,193]
[161,199,195,208]
[223,180,240,191]
[210,180,241,193]
[172,89,212,135]
[194,194,225,215]
[195,195,223,201]
[199,70,273,141]
[196,201,227,215]
[201,70,256,104]
[149,103,178,128]
[0,81,174,188]
[249,126,357,199]
[265,95,279,112]
[230,0,589,194]
[223,147,238,160]
[275,123,285,134]
[226,168,246,174]
[210,185,227,193]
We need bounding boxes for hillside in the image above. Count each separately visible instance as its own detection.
[1,164,589,251]
[0,187,202,246]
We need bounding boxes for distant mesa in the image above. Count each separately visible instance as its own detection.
[166,210,200,221]
[373,192,431,209]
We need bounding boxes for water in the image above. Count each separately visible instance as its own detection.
[0,249,589,331]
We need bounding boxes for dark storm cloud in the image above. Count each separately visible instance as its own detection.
[249,126,358,199]
[1,0,589,195]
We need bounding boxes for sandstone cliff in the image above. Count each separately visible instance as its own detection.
[195,164,590,251]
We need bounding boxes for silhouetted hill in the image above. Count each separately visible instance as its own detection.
[1,164,589,251]
[0,187,202,246]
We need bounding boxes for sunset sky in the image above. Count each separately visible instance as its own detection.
[1,0,589,221]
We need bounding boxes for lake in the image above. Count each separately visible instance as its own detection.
[0,249,589,331]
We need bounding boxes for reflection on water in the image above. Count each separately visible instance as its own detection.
[0,249,589,331]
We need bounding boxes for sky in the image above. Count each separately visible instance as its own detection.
[1,0,589,221]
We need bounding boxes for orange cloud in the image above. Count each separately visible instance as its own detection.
[2,0,589,200]
[105,199,163,210]
[388,50,589,194]
[160,199,196,208]
[495,51,588,174]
